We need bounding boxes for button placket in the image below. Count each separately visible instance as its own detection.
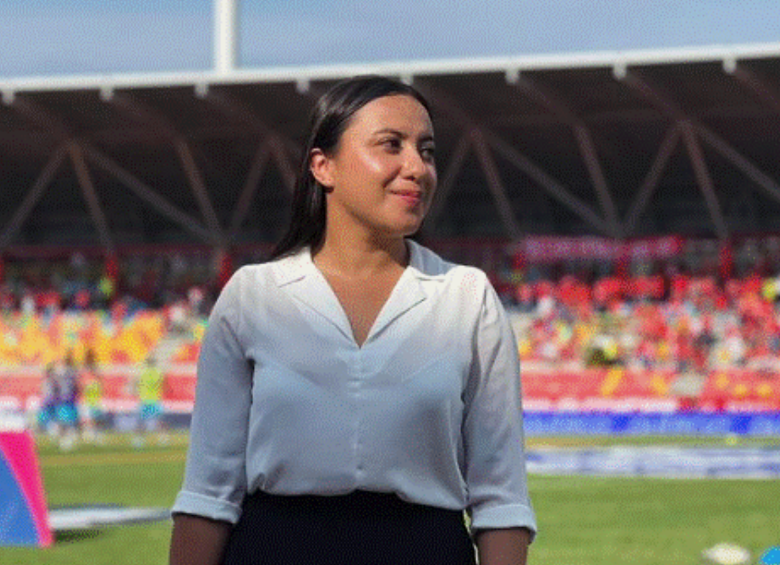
[350,346,366,483]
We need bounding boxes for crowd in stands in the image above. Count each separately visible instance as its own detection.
[0,249,219,314]
[1,239,778,401]
[509,268,780,374]
[0,249,215,368]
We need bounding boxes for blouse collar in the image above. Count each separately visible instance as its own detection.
[271,240,429,346]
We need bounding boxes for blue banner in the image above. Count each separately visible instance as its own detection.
[524,412,780,436]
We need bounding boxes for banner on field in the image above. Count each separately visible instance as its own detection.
[524,412,780,436]
[0,431,53,547]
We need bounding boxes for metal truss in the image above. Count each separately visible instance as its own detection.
[614,63,780,240]
[415,80,612,239]
[1,94,217,252]
[0,86,305,255]
[2,44,780,253]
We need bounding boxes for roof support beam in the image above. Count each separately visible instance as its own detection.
[573,124,621,237]
[5,97,121,249]
[7,95,217,245]
[470,128,523,240]
[266,135,296,193]
[424,132,471,233]
[727,63,780,115]
[623,125,680,235]
[616,70,729,240]
[512,76,621,237]
[84,124,261,145]
[696,127,780,207]
[417,81,610,236]
[229,140,271,238]
[82,145,215,244]
[173,139,225,242]
[9,96,72,138]
[484,132,611,235]
[109,94,225,243]
[714,63,780,205]
[202,90,300,191]
[68,142,115,252]
[108,93,177,137]
[0,144,68,250]
[679,121,729,240]
[416,80,524,239]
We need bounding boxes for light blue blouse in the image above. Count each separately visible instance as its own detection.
[172,241,536,536]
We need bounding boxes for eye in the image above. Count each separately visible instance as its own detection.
[381,137,402,152]
[419,143,436,162]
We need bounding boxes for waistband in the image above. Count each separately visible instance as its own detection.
[242,489,462,519]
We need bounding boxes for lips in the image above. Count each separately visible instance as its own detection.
[391,189,423,205]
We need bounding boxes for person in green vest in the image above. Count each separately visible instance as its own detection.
[132,354,166,447]
[81,349,105,444]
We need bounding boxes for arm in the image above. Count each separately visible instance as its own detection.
[169,514,232,565]
[463,273,537,541]
[475,528,532,565]
[169,271,253,559]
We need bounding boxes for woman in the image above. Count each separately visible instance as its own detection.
[170,76,536,565]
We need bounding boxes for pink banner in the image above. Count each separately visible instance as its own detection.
[0,431,53,546]
[518,235,684,263]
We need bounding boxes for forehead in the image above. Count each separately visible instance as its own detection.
[346,94,433,136]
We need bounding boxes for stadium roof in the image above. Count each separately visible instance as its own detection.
[2,41,780,254]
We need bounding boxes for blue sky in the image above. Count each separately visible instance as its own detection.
[1,0,779,77]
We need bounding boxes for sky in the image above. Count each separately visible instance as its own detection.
[0,0,779,78]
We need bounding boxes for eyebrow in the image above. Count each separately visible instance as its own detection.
[373,127,434,142]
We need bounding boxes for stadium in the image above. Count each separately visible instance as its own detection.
[1,1,779,564]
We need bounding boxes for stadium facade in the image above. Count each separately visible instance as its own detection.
[1,38,780,271]
[1,11,779,429]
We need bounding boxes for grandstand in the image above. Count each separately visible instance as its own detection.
[1,27,780,426]
[3,43,780,247]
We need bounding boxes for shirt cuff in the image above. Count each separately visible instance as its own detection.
[470,503,538,542]
[171,490,243,524]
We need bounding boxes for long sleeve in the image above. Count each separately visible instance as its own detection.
[171,270,253,524]
[462,275,537,539]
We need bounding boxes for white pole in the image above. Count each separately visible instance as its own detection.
[214,0,239,74]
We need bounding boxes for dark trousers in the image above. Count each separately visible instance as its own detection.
[222,490,477,565]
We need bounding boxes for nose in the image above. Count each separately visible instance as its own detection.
[401,146,428,180]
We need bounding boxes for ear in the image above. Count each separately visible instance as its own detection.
[310,148,335,189]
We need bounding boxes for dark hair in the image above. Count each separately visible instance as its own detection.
[271,75,432,259]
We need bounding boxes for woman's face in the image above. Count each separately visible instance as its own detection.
[311,94,436,241]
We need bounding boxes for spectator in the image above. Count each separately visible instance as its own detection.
[56,352,80,451]
[80,349,105,444]
[131,355,166,448]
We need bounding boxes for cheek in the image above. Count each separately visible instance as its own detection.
[360,153,400,181]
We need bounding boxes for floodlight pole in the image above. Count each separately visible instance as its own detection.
[214,0,239,74]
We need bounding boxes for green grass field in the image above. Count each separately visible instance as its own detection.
[2,433,779,564]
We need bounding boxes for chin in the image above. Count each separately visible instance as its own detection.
[395,218,425,237]
[375,210,426,239]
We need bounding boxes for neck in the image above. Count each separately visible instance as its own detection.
[313,229,408,277]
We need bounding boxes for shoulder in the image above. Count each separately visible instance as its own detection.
[217,254,294,302]
[211,251,310,322]
[224,262,273,289]
[408,240,491,291]
[227,249,310,291]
